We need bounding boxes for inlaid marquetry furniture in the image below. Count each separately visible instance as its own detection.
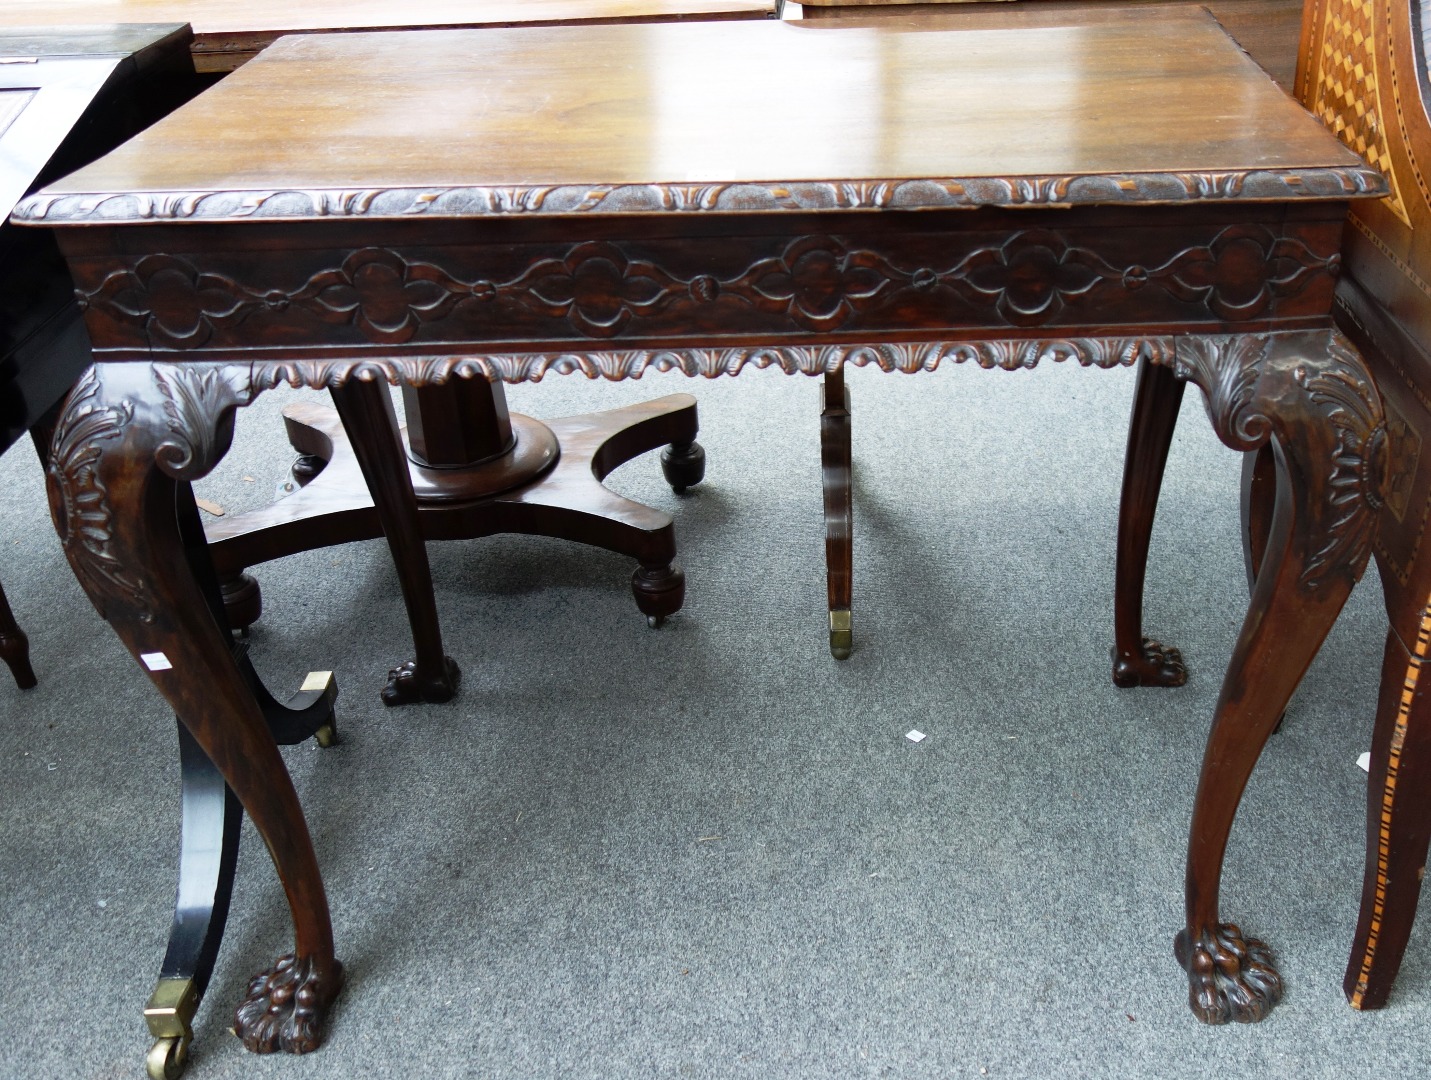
[16,10,1388,1062]
[1276,0,1431,1011]
[0,0,781,73]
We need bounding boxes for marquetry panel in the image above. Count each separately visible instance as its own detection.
[1311,0,1410,222]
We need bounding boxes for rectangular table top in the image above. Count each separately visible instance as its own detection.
[0,1,780,71]
[20,11,1379,228]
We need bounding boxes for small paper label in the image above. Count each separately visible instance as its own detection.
[141,651,173,672]
[1357,751,1371,773]
[906,730,926,743]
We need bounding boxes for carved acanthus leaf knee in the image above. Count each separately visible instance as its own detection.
[44,362,256,622]
[1165,331,1385,590]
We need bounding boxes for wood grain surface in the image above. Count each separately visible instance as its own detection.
[797,0,1302,87]
[28,13,1371,222]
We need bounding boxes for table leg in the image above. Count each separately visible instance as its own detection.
[0,579,36,690]
[822,369,853,659]
[0,410,63,691]
[1342,620,1431,1009]
[329,377,460,706]
[144,721,242,1080]
[1168,331,1383,1023]
[1112,356,1188,687]
[46,363,342,1054]
[1240,443,1278,588]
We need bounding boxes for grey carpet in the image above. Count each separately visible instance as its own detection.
[1,360,1425,1079]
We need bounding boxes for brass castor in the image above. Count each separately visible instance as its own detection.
[314,721,338,748]
[829,609,852,661]
[146,1035,190,1080]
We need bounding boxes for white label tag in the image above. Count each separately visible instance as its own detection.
[906,730,926,744]
[141,651,173,672]
[1356,751,1371,773]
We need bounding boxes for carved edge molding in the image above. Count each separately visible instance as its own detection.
[1172,330,1385,589]
[15,167,1388,223]
[245,338,1173,390]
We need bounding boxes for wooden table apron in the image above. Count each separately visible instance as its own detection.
[42,189,1385,1047]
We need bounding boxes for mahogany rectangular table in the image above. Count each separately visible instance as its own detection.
[17,9,1388,1064]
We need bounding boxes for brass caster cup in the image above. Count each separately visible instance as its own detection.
[829,610,852,661]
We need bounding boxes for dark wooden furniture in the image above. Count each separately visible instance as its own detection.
[18,11,1385,1061]
[0,4,776,688]
[0,584,34,688]
[796,0,1303,658]
[0,0,782,72]
[1113,0,1431,1014]
[0,25,196,689]
[0,27,246,1080]
[1296,0,1431,1013]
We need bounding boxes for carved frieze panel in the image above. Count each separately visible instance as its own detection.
[73,224,1343,356]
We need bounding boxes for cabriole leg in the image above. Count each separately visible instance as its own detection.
[1112,356,1188,687]
[47,363,342,1057]
[1170,331,1383,1023]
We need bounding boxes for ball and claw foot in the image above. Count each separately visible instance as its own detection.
[1175,922,1283,1024]
[1112,637,1187,688]
[380,656,461,707]
[234,953,344,1055]
[632,563,685,629]
[660,441,705,495]
[146,1035,190,1080]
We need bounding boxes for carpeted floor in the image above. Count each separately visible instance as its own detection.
[1,359,1425,1079]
